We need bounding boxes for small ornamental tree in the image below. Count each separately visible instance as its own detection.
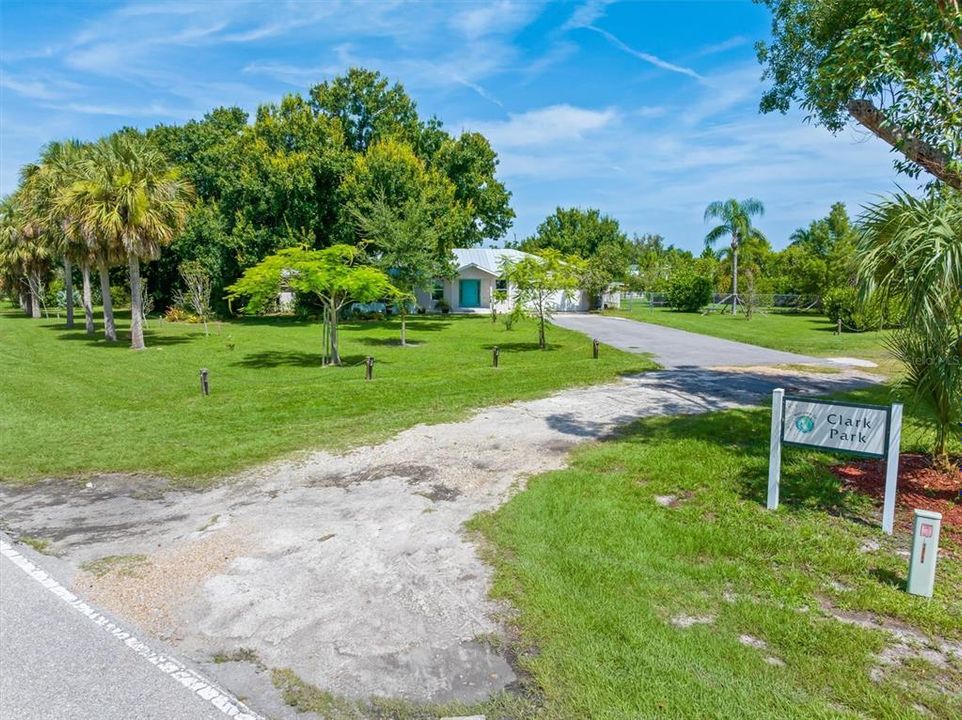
[176,260,214,335]
[352,194,455,346]
[226,245,396,366]
[500,249,583,349]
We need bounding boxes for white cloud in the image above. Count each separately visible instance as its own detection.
[460,61,902,247]
[635,106,667,119]
[40,100,183,118]
[243,62,342,87]
[452,78,504,108]
[468,104,619,148]
[451,1,542,39]
[693,35,750,58]
[0,75,73,101]
[563,0,618,30]
[583,25,704,82]
[521,41,579,81]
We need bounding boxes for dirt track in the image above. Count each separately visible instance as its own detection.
[0,366,876,708]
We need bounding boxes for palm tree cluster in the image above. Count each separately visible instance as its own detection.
[0,133,194,349]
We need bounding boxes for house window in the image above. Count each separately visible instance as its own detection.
[431,281,444,302]
[495,278,508,292]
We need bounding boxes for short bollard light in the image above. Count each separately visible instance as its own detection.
[365,356,374,381]
[592,338,600,359]
[199,368,210,396]
[492,345,500,368]
[907,509,942,597]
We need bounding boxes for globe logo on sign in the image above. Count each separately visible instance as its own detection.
[794,415,816,433]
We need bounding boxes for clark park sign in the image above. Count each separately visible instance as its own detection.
[767,389,903,534]
[782,398,889,458]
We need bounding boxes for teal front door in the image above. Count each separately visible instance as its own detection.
[459,279,481,308]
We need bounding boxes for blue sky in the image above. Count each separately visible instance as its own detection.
[1,0,903,250]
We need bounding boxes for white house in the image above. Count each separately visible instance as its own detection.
[415,247,618,314]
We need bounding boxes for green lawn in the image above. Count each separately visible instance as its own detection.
[0,308,653,483]
[473,386,961,720]
[614,304,891,367]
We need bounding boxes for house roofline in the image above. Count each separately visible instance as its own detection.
[455,262,500,276]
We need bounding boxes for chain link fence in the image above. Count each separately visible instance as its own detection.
[620,292,822,312]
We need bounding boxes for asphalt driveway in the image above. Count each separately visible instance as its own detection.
[552,313,825,368]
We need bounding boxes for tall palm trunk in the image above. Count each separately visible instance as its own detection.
[63,258,74,328]
[81,263,95,334]
[98,259,117,342]
[28,273,42,318]
[730,237,739,315]
[128,254,145,350]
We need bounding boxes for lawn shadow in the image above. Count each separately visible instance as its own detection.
[541,366,882,515]
[481,342,560,352]
[55,329,197,348]
[400,319,452,332]
[235,351,327,368]
[230,315,315,328]
[339,318,452,333]
[354,336,423,347]
[234,351,388,369]
[869,566,906,591]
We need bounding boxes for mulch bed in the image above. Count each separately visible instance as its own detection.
[831,454,962,546]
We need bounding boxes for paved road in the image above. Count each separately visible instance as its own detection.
[553,313,824,368]
[0,535,260,720]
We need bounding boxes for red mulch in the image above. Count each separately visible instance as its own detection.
[831,454,962,545]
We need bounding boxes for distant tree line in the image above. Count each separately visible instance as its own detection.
[0,67,516,337]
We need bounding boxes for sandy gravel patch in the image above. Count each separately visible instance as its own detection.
[0,367,875,705]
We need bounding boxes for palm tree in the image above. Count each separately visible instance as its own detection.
[859,189,962,468]
[0,193,52,318]
[69,134,194,350]
[704,198,766,315]
[20,140,95,332]
[59,146,123,341]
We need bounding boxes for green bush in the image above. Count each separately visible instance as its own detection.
[822,286,904,331]
[665,268,713,312]
[110,284,131,308]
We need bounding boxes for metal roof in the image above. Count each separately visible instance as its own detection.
[452,247,531,275]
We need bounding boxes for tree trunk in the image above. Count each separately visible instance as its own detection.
[18,288,29,315]
[329,305,341,365]
[63,257,74,328]
[29,274,41,318]
[98,260,117,342]
[81,264,95,334]
[321,310,331,365]
[846,99,962,190]
[539,312,546,349]
[400,312,407,346]
[128,255,145,350]
[731,240,739,316]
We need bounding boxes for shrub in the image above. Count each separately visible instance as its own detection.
[822,286,904,331]
[163,306,198,323]
[665,268,713,312]
[110,284,131,308]
[886,325,962,469]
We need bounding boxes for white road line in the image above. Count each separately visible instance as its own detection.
[0,539,263,720]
